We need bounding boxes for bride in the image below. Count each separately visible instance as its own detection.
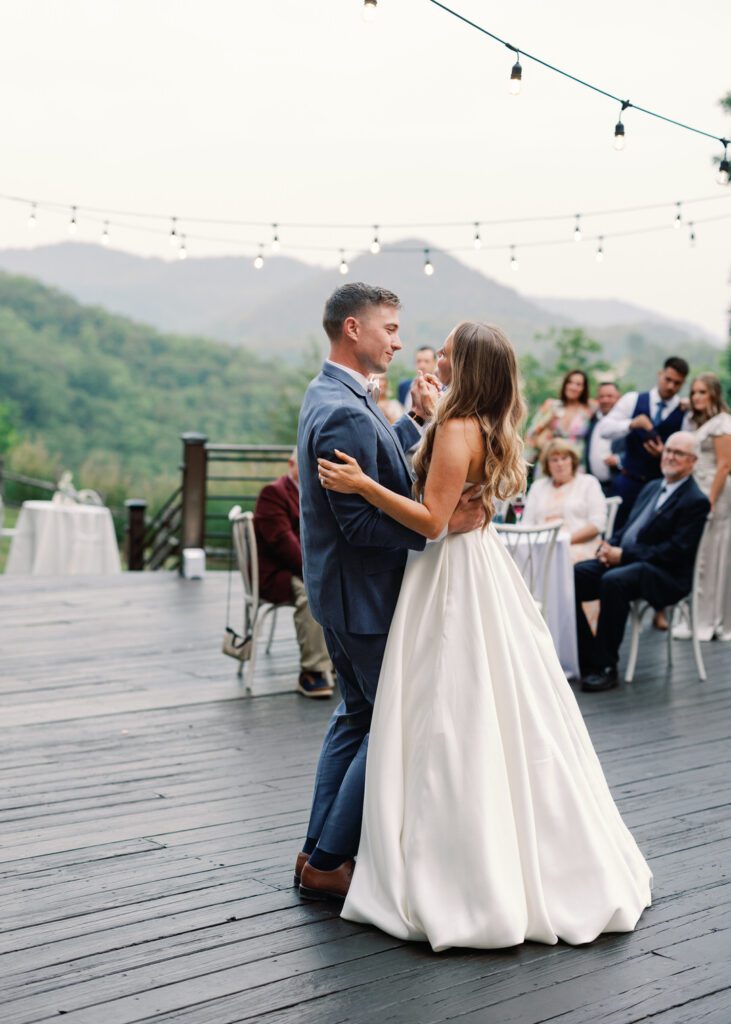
[316,321,652,951]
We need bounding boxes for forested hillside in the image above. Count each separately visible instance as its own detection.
[0,272,314,503]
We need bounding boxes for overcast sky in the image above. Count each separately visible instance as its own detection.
[1,0,729,337]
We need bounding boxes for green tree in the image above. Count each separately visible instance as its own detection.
[0,401,19,455]
[538,327,613,384]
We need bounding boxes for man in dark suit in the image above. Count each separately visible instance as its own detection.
[599,357,689,529]
[295,283,483,900]
[574,431,709,692]
[254,450,334,699]
[584,381,624,497]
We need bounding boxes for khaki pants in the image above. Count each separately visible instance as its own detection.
[291,577,333,675]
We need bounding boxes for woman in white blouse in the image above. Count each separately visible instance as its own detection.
[524,439,607,564]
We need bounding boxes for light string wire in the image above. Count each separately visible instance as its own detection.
[427,0,729,148]
[1,188,730,235]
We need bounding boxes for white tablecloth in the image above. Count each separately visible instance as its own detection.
[5,501,122,576]
[499,530,580,679]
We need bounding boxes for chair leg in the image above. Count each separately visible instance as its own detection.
[265,607,278,655]
[245,614,264,695]
[666,606,675,668]
[689,607,707,682]
[624,603,642,683]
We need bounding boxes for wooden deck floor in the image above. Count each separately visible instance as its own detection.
[1,572,730,1023]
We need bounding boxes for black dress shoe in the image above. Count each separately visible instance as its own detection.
[581,667,619,692]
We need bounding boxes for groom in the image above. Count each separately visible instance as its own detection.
[295,283,483,900]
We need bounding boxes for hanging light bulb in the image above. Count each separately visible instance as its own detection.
[689,223,696,247]
[574,214,582,242]
[362,0,377,21]
[339,250,349,275]
[370,226,381,254]
[68,205,78,235]
[254,245,264,270]
[509,52,522,95]
[510,245,519,272]
[169,217,178,247]
[613,120,625,150]
[717,143,730,185]
[423,249,434,276]
[674,202,682,229]
[178,235,188,260]
[27,202,37,229]
[473,222,482,250]
[271,223,281,253]
[595,237,604,263]
[101,221,110,246]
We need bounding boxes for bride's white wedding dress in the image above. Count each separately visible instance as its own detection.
[341,520,652,951]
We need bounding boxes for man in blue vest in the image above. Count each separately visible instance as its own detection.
[598,357,689,530]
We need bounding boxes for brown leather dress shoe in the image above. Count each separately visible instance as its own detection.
[299,859,355,902]
[293,851,308,887]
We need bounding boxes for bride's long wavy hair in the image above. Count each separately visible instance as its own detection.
[412,321,527,526]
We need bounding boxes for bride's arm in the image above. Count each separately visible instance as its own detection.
[318,419,474,540]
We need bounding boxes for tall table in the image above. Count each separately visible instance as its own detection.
[5,500,122,576]
[498,529,580,679]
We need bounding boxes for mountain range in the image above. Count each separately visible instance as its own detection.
[0,242,722,365]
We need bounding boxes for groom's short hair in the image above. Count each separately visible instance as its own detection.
[323,283,401,341]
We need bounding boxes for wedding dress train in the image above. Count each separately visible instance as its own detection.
[341,525,652,951]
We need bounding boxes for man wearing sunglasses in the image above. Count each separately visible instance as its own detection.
[574,431,710,691]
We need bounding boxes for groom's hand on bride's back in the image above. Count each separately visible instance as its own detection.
[447,484,485,534]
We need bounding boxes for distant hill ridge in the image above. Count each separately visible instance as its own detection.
[0,241,720,359]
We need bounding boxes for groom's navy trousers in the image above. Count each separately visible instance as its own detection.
[298,362,425,857]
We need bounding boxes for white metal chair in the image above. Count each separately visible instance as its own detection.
[495,521,562,620]
[624,515,713,684]
[603,495,622,539]
[228,507,290,693]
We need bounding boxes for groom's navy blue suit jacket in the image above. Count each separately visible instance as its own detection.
[298,362,426,635]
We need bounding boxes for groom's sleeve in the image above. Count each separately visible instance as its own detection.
[315,407,426,551]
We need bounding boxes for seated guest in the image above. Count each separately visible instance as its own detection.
[523,439,607,563]
[584,381,625,496]
[254,450,334,699]
[525,369,594,466]
[598,357,688,529]
[374,373,404,424]
[574,432,709,692]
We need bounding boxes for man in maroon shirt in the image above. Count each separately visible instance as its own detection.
[254,451,334,698]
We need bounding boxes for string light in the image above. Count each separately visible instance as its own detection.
[339,250,349,275]
[68,205,78,235]
[254,245,264,270]
[178,235,187,260]
[509,52,522,95]
[689,222,696,246]
[369,226,381,254]
[473,222,482,249]
[510,245,519,271]
[574,214,582,242]
[362,0,377,21]
[595,237,604,262]
[718,143,730,186]
[27,202,37,229]
[424,248,434,275]
[613,101,629,151]
[169,217,178,247]
[674,202,682,228]
[101,221,110,246]
[271,223,281,253]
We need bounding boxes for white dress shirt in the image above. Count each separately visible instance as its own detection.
[587,412,611,482]
[654,476,686,509]
[599,387,680,441]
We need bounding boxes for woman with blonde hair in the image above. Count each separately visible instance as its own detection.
[678,372,731,640]
[523,438,607,563]
[317,321,651,951]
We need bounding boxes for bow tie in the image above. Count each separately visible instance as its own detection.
[366,376,381,404]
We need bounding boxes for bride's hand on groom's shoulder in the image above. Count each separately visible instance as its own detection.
[410,372,441,420]
[317,451,366,494]
[447,484,486,534]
